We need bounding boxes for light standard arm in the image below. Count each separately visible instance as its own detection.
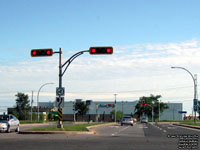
[171,66,197,123]
[37,82,54,121]
[171,67,196,98]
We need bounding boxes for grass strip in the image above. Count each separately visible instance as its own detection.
[180,122,200,126]
[20,120,57,124]
[28,122,107,131]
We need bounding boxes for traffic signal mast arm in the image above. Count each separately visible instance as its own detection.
[60,50,89,77]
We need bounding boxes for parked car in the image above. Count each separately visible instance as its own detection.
[0,114,20,133]
[120,116,134,126]
[140,118,148,123]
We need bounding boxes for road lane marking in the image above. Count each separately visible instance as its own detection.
[163,130,167,132]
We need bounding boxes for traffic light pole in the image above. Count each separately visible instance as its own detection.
[54,49,90,128]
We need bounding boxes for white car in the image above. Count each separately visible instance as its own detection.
[0,114,20,133]
[140,118,148,123]
[120,116,134,126]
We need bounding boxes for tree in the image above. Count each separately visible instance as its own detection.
[75,101,89,117]
[134,94,169,120]
[110,110,123,121]
[14,92,30,120]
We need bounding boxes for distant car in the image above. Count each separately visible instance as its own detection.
[120,116,134,126]
[140,118,148,123]
[0,114,20,133]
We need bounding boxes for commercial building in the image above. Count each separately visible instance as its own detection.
[38,100,183,121]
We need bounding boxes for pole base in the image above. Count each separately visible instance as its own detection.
[57,121,63,128]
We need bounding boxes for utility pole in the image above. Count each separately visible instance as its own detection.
[31,91,33,122]
[194,74,198,121]
[114,94,117,122]
[158,100,160,122]
[73,101,76,122]
[96,104,99,122]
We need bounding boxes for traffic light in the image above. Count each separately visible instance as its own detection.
[89,47,113,55]
[140,104,147,108]
[31,49,53,57]
[106,104,115,107]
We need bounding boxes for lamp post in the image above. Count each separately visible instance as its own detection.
[152,101,154,123]
[37,83,54,121]
[171,66,197,123]
[114,94,117,122]
[158,100,160,122]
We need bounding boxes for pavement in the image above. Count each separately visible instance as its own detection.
[1,122,200,150]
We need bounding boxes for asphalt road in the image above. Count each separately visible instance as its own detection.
[0,123,200,150]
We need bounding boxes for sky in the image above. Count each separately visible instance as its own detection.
[1,0,200,115]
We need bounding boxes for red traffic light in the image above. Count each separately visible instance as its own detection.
[31,49,53,57]
[106,104,114,107]
[89,47,113,55]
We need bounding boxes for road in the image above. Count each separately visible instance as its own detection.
[0,123,199,150]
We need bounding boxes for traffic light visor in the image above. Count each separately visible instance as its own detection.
[31,49,53,57]
[89,47,113,54]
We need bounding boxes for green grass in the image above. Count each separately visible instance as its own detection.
[28,122,107,131]
[180,122,200,126]
[154,120,200,123]
[19,120,56,124]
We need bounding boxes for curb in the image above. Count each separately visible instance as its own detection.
[173,123,200,130]
[86,122,117,135]
[19,131,94,135]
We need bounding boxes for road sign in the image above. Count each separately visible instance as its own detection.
[56,87,65,96]
[55,97,64,108]
[194,99,198,106]
[178,111,187,114]
[194,105,198,112]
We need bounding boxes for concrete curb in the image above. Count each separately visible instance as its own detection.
[19,131,94,135]
[173,123,200,130]
[87,122,117,135]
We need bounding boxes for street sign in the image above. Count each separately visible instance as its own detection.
[178,111,187,114]
[55,97,64,108]
[194,99,198,106]
[56,87,65,96]
[194,105,198,112]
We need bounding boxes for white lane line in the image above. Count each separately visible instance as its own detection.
[111,126,130,136]
[119,126,130,132]
[163,130,167,132]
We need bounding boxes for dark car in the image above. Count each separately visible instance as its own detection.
[0,114,20,133]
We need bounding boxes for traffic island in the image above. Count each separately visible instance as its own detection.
[173,123,200,130]
[19,122,116,135]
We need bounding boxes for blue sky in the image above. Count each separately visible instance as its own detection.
[1,0,200,115]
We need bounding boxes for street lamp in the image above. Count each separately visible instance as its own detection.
[152,101,154,123]
[171,66,197,123]
[114,94,117,122]
[37,82,54,121]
